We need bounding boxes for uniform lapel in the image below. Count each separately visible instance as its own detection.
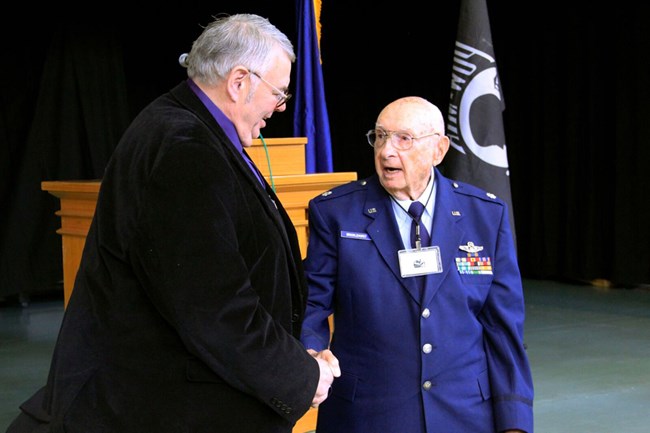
[364,177,423,304]
[421,171,464,306]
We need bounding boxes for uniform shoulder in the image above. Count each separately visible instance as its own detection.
[311,177,370,203]
[442,177,506,207]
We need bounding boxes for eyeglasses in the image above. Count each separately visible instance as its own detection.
[366,129,440,151]
[249,70,292,108]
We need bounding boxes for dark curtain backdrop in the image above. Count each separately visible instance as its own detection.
[320,1,650,286]
[1,1,648,300]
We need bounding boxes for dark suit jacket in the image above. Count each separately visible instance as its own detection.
[300,171,534,433]
[11,81,318,433]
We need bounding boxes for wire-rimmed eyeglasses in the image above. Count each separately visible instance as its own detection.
[249,70,292,108]
[366,129,440,151]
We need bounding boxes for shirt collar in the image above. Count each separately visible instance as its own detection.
[187,78,243,153]
[392,167,436,222]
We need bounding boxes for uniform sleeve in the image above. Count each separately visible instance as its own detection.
[300,198,337,351]
[480,205,535,432]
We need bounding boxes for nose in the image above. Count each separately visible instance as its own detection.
[375,140,399,161]
[377,139,398,158]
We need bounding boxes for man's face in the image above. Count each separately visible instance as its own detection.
[238,47,292,147]
[373,106,439,200]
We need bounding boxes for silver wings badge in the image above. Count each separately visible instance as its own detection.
[459,241,484,254]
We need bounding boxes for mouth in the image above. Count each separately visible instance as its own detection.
[383,166,402,175]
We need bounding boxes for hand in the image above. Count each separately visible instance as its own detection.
[309,348,341,377]
[307,349,341,408]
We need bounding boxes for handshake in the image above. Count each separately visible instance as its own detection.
[307,348,341,408]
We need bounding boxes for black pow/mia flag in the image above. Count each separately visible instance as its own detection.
[444,0,517,244]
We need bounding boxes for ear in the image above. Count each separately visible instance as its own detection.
[226,66,250,102]
[433,135,450,166]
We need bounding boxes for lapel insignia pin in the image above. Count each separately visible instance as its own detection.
[486,192,497,199]
[367,207,377,213]
[452,210,461,216]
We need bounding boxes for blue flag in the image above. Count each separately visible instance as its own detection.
[445,0,516,243]
[294,0,333,173]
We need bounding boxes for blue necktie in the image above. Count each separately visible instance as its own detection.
[408,201,430,249]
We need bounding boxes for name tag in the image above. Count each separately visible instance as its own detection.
[340,231,370,240]
[399,246,443,277]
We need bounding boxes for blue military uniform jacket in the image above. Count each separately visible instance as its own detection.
[300,169,534,433]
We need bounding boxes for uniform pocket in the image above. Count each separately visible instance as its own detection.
[477,369,491,401]
[331,371,358,402]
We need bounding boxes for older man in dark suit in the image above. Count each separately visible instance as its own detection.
[7,13,338,433]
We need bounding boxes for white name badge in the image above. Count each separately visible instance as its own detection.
[398,246,443,278]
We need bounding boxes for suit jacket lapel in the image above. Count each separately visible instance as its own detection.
[170,81,298,275]
[172,82,286,228]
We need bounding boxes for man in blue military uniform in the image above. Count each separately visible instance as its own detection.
[300,96,534,433]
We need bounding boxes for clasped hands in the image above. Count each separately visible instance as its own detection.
[307,348,340,408]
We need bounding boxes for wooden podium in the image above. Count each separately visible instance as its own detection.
[42,137,353,433]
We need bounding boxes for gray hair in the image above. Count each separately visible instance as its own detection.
[183,13,295,86]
